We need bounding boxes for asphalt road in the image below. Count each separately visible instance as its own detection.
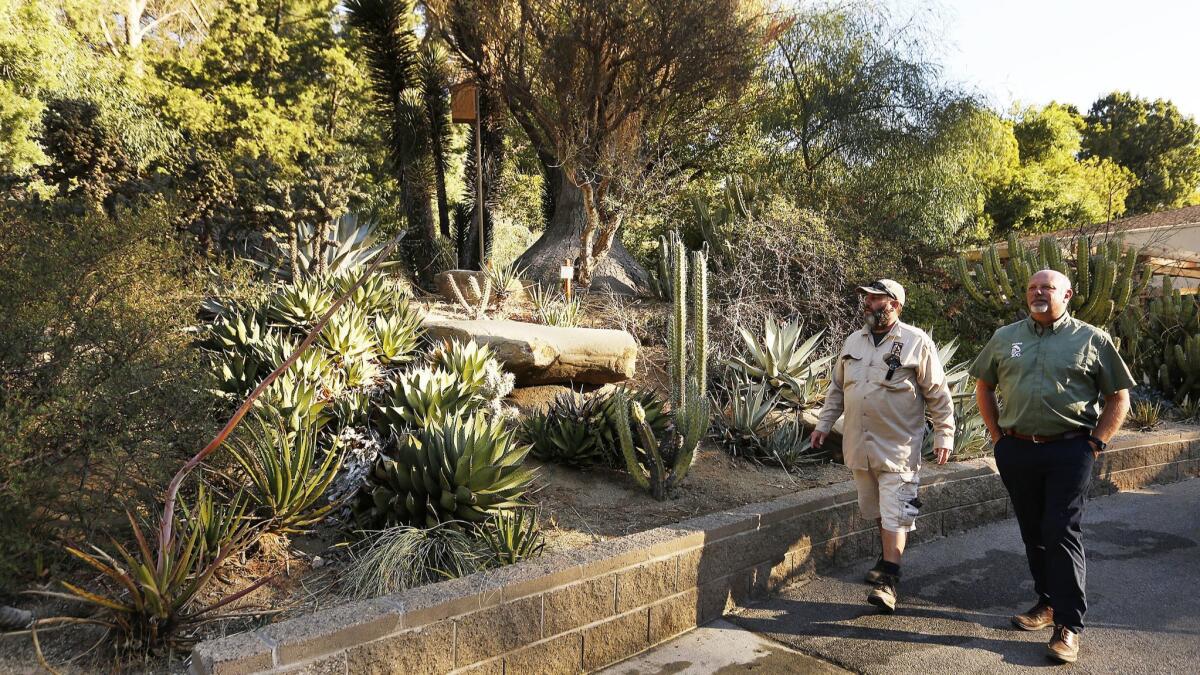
[610,478,1200,674]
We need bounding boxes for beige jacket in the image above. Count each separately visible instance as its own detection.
[815,321,954,472]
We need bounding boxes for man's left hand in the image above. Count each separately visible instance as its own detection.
[934,447,951,465]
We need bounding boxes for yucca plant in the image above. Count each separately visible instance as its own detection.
[520,393,610,468]
[530,284,581,327]
[480,508,544,566]
[727,316,832,407]
[227,413,345,533]
[428,339,499,395]
[320,305,378,363]
[373,299,425,365]
[374,367,478,434]
[268,280,335,329]
[356,412,536,528]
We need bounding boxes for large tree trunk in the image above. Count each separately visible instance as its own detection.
[515,169,650,296]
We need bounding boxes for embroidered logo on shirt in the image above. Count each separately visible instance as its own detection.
[1010,342,1022,358]
[890,342,904,357]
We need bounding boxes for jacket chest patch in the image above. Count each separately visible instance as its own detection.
[1010,342,1022,358]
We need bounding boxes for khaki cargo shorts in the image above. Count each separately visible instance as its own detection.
[852,469,920,533]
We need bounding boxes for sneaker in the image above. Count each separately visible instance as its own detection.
[1011,600,1055,631]
[867,573,898,613]
[864,556,887,584]
[1046,625,1080,663]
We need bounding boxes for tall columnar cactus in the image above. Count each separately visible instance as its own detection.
[616,239,709,500]
[955,234,1151,327]
[1116,276,1200,401]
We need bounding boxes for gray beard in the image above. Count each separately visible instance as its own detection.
[865,309,890,331]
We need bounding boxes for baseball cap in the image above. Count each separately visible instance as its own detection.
[857,279,905,306]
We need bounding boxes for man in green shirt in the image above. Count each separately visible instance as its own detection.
[970,269,1133,665]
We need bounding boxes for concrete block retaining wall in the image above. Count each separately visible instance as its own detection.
[192,429,1200,674]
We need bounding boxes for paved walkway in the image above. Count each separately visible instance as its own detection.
[606,479,1200,674]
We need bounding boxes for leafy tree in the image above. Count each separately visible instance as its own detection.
[986,103,1135,234]
[1083,91,1200,214]
[433,0,764,291]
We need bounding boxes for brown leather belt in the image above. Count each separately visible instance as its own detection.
[1004,429,1089,444]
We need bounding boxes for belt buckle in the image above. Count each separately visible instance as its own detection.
[1031,434,1051,443]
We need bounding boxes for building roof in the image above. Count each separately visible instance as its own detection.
[1041,204,1200,238]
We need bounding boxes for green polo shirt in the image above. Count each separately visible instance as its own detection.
[969,313,1136,436]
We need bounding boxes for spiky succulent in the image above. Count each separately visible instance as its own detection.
[520,393,610,468]
[332,267,407,317]
[374,368,478,435]
[268,280,335,329]
[320,306,377,363]
[356,412,536,528]
[428,339,499,395]
[374,299,425,365]
[199,306,267,353]
[256,372,334,434]
[714,376,778,459]
[283,347,340,395]
[727,316,831,405]
[210,352,263,397]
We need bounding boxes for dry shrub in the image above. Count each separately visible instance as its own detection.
[706,204,859,366]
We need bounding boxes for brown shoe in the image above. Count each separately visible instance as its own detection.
[1046,625,1080,664]
[1011,600,1054,631]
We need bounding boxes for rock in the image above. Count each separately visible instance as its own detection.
[434,269,526,306]
[424,318,638,386]
[800,408,844,463]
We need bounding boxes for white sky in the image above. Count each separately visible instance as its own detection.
[930,0,1200,118]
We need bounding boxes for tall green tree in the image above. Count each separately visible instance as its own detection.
[986,103,1135,234]
[1082,91,1200,214]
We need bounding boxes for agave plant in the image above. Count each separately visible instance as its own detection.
[49,508,269,650]
[332,389,374,429]
[227,413,345,533]
[480,508,544,566]
[199,306,267,354]
[714,375,779,459]
[256,372,334,434]
[209,352,264,397]
[726,316,832,406]
[484,261,527,304]
[374,299,425,365]
[428,339,499,395]
[282,347,340,395]
[332,266,406,317]
[520,393,610,468]
[268,280,335,329]
[343,354,382,389]
[530,285,581,327]
[374,367,478,434]
[181,481,255,567]
[356,412,536,528]
[761,418,822,471]
[320,305,377,363]
[264,213,401,283]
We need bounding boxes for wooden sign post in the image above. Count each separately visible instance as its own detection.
[451,81,485,270]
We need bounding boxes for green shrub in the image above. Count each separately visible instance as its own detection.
[346,523,487,597]
[0,201,213,595]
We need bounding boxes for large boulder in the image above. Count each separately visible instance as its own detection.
[424,318,637,386]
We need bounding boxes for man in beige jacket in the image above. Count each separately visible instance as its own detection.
[812,279,955,612]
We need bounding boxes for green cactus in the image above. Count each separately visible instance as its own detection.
[1117,276,1200,402]
[955,234,1151,328]
[615,239,709,500]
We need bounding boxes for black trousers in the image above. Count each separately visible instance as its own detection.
[994,435,1095,632]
